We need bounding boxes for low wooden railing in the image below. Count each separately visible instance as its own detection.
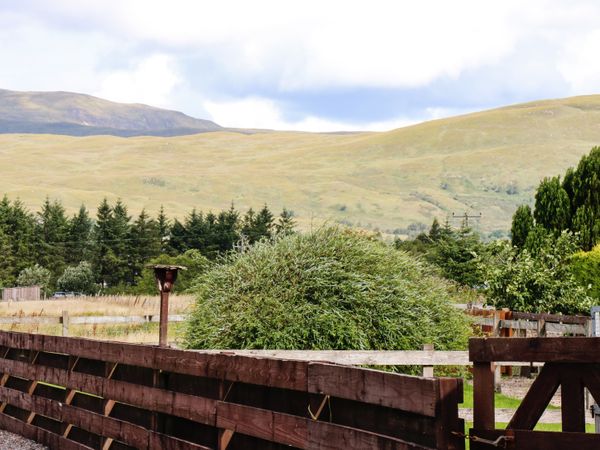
[470,337,600,449]
[0,331,465,450]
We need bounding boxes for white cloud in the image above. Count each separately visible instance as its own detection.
[204,96,426,131]
[4,0,531,90]
[557,29,600,93]
[95,54,182,107]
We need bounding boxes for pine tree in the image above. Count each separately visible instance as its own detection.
[67,205,93,264]
[111,199,131,285]
[428,218,442,242]
[169,219,188,254]
[156,205,171,253]
[92,198,114,287]
[36,197,69,279]
[275,208,295,236]
[129,209,160,282]
[256,204,274,236]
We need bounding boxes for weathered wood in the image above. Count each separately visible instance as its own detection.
[62,311,69,337]
[308,362,438,417]
[0,409,93,450]
[306,420,434,450]
[470,337,600,363]
[560,365,585,432]
[472,362,494,430]
[435,378,464,450]
[507,363,560,430]
[0,358,218,426]
[0,330,463,450]
[216,402,307,448]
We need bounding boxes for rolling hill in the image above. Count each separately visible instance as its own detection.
[0,89,221,136]
[1,93,600,235]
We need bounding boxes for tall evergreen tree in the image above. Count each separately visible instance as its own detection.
[92,198,115,287]
[275,208,295,236]
[129,209,160,282]
[533,176,570,233]
[156,205,171,253]
[67,205,93,264]
[36,197,69,279]
[511,205,534,249]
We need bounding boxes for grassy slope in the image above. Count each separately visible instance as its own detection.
[1,95,600,233]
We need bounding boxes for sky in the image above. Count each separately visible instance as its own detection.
[1,0,600,131]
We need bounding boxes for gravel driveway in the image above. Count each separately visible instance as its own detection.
[0,430,46,450]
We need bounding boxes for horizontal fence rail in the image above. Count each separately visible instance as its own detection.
[0,331,465,450]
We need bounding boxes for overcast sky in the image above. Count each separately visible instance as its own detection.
[1,0,599,131]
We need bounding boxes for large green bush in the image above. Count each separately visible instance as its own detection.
[184,227,470,351]
[482,232,592,314]
[570,244,600,300]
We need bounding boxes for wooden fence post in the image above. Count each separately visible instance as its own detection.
[62,310,69,337]
[422,344,434,377]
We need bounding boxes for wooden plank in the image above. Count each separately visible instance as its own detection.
[0,358,218,426]
[470,337,600,363]
[507,363,560,430]
[307,363,438,417]
[0,332,309,391]
[560,365,585,432]
[306,420,434,450]
[216,402,307,448]
[435,378,464,450]
[195,349,471,366]
[472,362,494,430]
[510,430,600,449]
[510,312,589,325]
[0,385,212,450]
[0,411,92,450]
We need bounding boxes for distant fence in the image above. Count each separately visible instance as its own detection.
[0,331,464,450]
[1,286,41,302]
[466,307,591,337]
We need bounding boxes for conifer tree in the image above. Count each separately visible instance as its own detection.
[36,198,69,278]
[156,205,171,253]
[275,208,295,236]
[67,205,93,264]
[129,209,160,282]
[511,205,534,249]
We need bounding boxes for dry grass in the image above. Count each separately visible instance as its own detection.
[0,295,194,344]
[0,295,194,317]
[3,95,600,235]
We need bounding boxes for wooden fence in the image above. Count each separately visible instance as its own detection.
[468,308,590,337]
[470,337,600,449]
[1,286,41,302]
[0,330,465,450]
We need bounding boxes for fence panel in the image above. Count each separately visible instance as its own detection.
[0,330,464,450]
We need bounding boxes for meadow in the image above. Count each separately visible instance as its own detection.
[3,95,600,235]
[0,295,194,343]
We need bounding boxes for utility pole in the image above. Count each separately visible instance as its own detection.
[450,211,482,229]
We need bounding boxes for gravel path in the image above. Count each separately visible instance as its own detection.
[0,430,46,450]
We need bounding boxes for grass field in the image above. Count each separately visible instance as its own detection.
[0,295,194,343]
[2,95,600,235]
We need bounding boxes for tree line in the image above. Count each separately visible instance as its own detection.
[0,197,295,294]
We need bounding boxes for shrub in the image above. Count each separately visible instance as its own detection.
[482,232,592,314]
[57,261,96,294]
[184,227,471,352]
[570,244,600,300]
[16,264,52,296]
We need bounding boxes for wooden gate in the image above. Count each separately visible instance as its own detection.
[0,331,464,449]
[470,337,600,449]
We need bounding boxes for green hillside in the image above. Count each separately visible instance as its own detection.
[1,95,599,235]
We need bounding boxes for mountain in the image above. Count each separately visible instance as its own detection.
[0,89,222,136]
[1,94,599,235]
